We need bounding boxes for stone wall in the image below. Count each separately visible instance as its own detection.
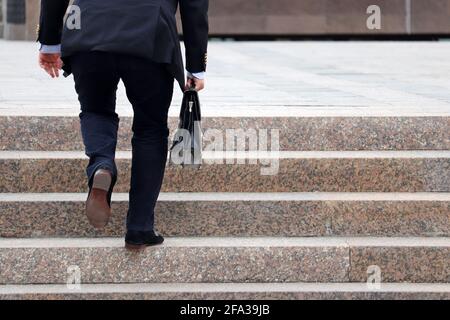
[3,0,450,40]
[3,0,39,40]
[0,0,3,38]
[204,0,450,35]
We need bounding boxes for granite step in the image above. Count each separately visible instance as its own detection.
[0,116,449,151]
[0,151,448,193]
[0,192,449,238]
[1,283,449,300]
[0,237,448,284]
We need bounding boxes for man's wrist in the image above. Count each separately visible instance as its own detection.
[187,71,205,80]
[40,44,61,54]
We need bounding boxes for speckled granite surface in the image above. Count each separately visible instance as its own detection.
[1,291,449,300]
[0,240,448,284]
[0,117,449,151]
[0,246,349,284]
[0,199,448,238]
[350,247,450,283]
[0,158,448,192]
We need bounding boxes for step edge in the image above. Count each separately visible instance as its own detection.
[1,107,450,117]
[0,237,449,248]
[0,283,449,294]
[1,114,450,118]
[1,150,450,160]
[1,192,449,202]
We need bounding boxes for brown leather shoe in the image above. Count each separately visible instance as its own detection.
[86,169,112,229]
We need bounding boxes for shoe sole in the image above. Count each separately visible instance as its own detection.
[124,240,164,251]
[86,169,112,229]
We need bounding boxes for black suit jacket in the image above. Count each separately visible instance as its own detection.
[37,0,208,89]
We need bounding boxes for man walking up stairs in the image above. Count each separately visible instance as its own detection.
[0,31,448,300]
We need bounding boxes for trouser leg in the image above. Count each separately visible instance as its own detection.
[70,52,121,198]
[119,55,174,231]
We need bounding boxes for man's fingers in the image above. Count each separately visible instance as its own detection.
[185,78,194,90]
[47,65,56,78]
[39,61,61,78]
[196,82,205,91]
[39,60,51,75]
[52,66,59,78]
[41,63,53,77]
[43,64,55,78]
[38,53,62,78]
[57,58,63,69]
[48,66,56,78]
[194,79,205,91]
[185,78,205,91]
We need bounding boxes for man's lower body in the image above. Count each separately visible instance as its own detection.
[70,51,174,249]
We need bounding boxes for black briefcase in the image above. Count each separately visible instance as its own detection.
[169,88,202,168]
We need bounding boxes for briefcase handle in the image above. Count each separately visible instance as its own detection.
[185,81,197,92]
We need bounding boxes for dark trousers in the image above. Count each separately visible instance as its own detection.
[70,51,174,232]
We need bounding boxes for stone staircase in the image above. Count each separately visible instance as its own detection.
[0,115,449,300]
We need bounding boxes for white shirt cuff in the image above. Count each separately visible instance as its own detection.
[39,44,61,54]
[187,71,205,80]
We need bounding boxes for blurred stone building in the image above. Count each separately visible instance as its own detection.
[0,0,3,37]
[1,0,450,40]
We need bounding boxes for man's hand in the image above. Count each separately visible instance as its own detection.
[39,53,63,78]
[185,77,205,91]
